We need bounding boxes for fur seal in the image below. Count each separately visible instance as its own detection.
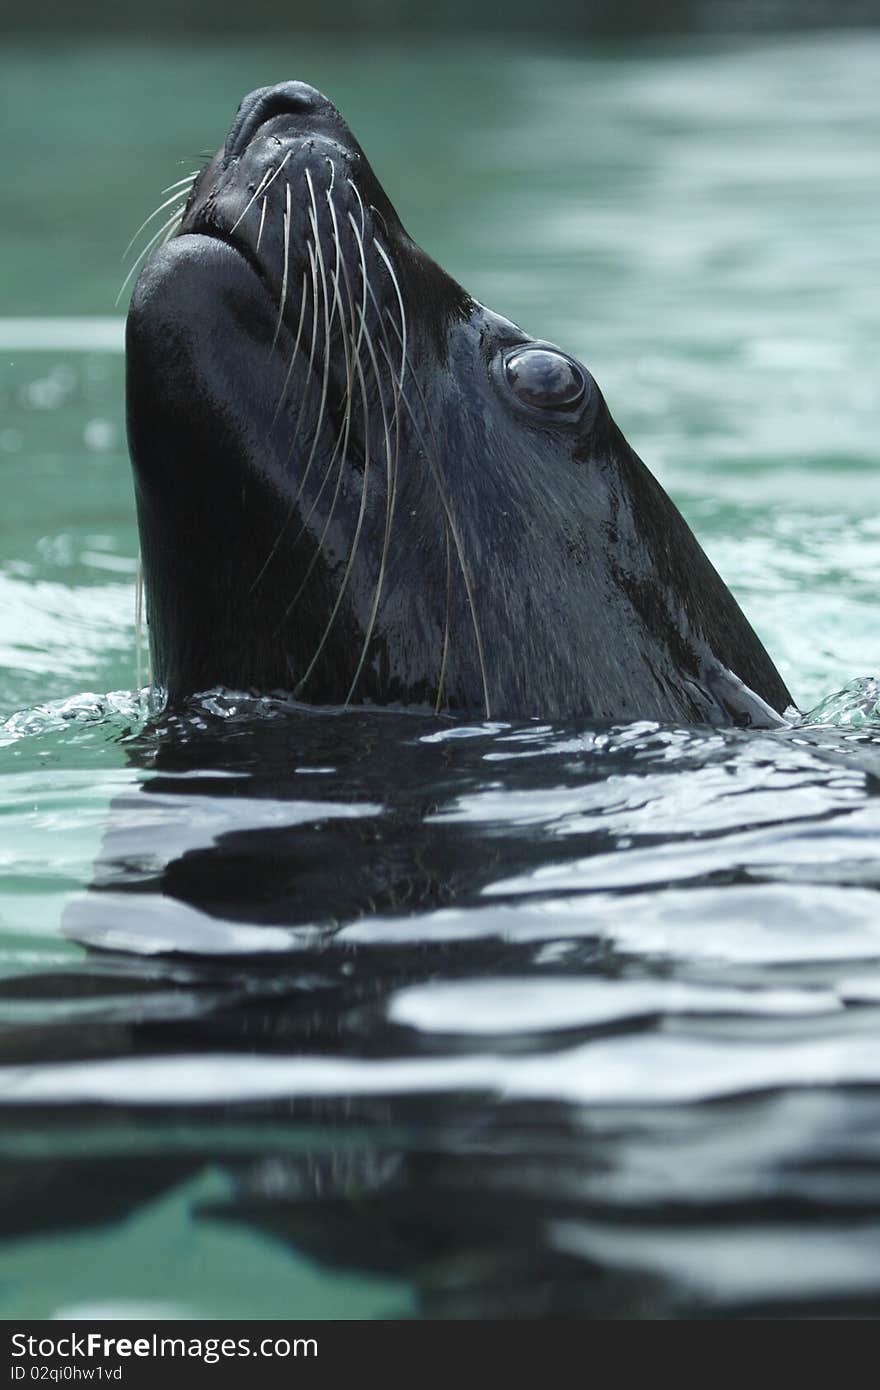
[126,81,792,726]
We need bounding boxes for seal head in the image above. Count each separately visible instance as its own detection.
[127,81,792,725]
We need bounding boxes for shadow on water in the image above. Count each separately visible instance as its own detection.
[5,697,880,1316]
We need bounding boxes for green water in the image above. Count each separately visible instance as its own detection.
[2,32,880,1318]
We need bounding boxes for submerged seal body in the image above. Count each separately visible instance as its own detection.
[127,81,792,725]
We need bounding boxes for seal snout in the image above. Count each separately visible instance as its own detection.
[225,81,333,160]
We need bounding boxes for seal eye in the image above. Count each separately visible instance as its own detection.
[504,348,587,411]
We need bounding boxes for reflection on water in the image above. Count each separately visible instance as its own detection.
[3,29,880,1317]
[3,697,880,1317]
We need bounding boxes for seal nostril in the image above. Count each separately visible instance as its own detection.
[225,82,330,160]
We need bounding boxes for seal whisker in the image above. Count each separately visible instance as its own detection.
[345,185,368,260]
[295,239,374,697]
[158,170,199,197]
[374,239,407,394]
[315,191,333,437]
[255,150,292,203]
[349,180,406,437]
[256,172,352,596]
[345,183,375,368]
[123,187,193,262]
[271,180,292,351]
[271,268,310,428]
[273,230,360,634]
[256,194,268,252]
[287,234,322,457]
[346,178,367,235]
[250,242,320,591]
[230,157,287,234]
[283,257,355,558]
[275,200,367,645]
[342,206,399,704]
[363,275,405,436]
[116,203,186,306]
[230,167,272,234]
[324,169,345,340]
[294,170,334,496]
[352,220,403,449]
[345,219,369,365]
[360,241,407,457]
[159,213,184,248]
[369,203,390,242]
